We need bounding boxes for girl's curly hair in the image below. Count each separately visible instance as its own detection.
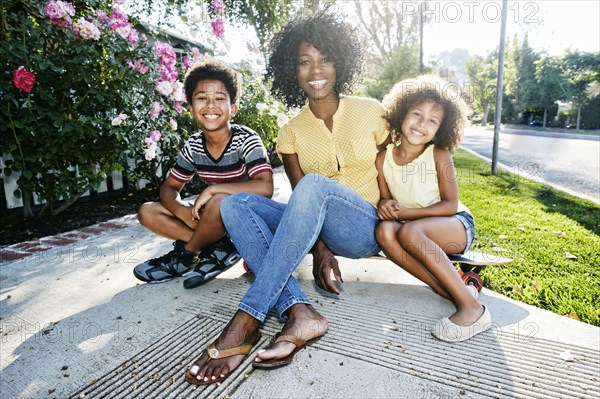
[265,7,364,108]
[382,75,472,152]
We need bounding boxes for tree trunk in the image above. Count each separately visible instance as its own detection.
[52,191,85,215]
[542,108,548,128]
[481,103,490,126]
[22,190,34,218]
[576,107,582,131]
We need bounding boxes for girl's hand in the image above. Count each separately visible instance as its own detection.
[191,188,214,220]
[377,199,400,220]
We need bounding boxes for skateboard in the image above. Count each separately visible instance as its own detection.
[245,251,512,292]
[448,251,512,292]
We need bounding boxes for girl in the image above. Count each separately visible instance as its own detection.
[375,75,490,342]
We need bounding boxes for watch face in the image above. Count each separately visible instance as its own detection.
[208,347,219,359]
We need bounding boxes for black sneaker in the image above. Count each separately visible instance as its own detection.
[133,240,199,283]
[183,237,241,289]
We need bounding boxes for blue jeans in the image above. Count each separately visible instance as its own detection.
[220,173,381,322]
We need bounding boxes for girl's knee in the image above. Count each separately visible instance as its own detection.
[397,222,427,252]
[375,221,397,245]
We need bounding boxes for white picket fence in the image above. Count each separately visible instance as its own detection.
[0,154,159,210]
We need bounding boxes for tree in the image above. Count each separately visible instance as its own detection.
[351,0,420,68]
[213,0,298,50]
[504,34,539,123]
[534,54,566,128]
[347,0,421,99]
[563,50,600,131]
[360,45,420,100]
[465,52,498,126]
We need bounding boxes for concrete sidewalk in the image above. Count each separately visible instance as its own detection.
[1,168,599,399]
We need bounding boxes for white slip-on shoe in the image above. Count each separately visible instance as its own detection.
[466,285,479,299]
[432,305,492,342]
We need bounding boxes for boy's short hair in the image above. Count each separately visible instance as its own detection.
[383,74,472,152]
[184,57,241,104]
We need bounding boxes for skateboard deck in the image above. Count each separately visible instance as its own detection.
[448,252,512,266]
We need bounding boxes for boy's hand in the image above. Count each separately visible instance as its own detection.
[175,205,198,229]
[191,188,214,220]
[377,199,400,220]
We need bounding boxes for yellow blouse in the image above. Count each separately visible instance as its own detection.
[277,96,389,207]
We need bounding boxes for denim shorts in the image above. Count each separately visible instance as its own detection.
[453,211,476,255]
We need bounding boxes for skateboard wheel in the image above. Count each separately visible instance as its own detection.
[242,261,253,274]
[461,271,483,292]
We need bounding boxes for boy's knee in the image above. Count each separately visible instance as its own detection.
[137,202,154,227]
[203,193,228,217]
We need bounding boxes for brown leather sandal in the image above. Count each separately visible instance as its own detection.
[251,332,322,369]
[185,332,262,385]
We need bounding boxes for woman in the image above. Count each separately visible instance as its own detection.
[185,8,390,385]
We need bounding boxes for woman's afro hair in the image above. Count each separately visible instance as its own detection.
[382,74,472,152]
[265,7,364,108]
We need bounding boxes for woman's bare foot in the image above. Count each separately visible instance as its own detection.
[186,310,260,384]
[253,304,328,364]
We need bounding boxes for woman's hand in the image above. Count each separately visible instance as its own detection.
[377,199,400,220]
[312,239,342,294]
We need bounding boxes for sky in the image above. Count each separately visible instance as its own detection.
[138,1,599,64]
[421,0,600,58]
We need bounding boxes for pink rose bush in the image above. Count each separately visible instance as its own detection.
[3,0,282,217]
[12,66,36,93]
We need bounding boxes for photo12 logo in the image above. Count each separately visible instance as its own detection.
[402,1,541,24]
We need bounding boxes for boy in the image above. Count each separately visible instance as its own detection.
[134,58,273,289]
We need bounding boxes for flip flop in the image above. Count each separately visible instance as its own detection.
[251,332,322,369]
[185,332,262,385]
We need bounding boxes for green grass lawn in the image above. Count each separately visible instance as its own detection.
[454,150,600,326]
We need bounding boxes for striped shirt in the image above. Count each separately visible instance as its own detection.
[168,124,272,185]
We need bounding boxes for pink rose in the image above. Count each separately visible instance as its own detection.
[210,0,226,14]
[144,143,157,161]
[211,18,225,39]
[173,102,185,114]
[13,66,36,93]
[111,113,129,126]
[149,102,163,119]
[44,2,63,19]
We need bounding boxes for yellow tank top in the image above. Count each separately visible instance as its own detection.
[382,144,469,212]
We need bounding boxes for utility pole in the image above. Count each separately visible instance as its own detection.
[492,0,508,175]
[419,2,424,73]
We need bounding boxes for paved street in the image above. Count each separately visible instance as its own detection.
[461,127,600,203]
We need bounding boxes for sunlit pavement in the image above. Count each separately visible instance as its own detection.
[1,167,598,399]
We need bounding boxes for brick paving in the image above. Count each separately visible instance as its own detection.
[0,214,138,265]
